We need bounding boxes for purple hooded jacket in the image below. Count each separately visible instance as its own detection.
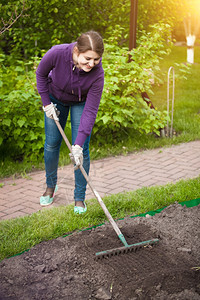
[36,42,104,146]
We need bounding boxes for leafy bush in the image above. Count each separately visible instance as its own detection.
[0,0,186,59]
[93,23,172,140]
[0,54,44,162]
[0,0,130,58]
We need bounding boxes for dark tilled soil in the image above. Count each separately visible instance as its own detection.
[0,203,200,300]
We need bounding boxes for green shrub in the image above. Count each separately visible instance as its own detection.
[93,23,171,141]
[0,54,44,162]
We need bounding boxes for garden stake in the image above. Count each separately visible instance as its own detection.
[54,119,159,259]
[167,66,175,137]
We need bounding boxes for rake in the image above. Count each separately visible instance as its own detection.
[55,120,159,259]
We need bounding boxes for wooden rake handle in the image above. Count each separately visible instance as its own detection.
[54,120,123,237]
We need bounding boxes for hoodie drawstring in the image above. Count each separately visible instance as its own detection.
[71,62,81,102]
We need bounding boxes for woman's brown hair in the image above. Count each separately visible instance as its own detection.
[76,31,104,57]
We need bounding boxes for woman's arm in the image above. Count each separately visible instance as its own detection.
[75,74,104,146]
[36,47,56,106]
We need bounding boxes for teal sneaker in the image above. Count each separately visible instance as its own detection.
[40,185,58,206]
[74,202,87,214]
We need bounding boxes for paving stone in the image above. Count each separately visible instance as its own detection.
[1,211,27,220]
[4,199,27,208]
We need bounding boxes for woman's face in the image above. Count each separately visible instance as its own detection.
[75,50,101,72]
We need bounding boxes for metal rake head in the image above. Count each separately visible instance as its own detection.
[95,238,159,260]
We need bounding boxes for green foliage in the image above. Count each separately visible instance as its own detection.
[1,0,194,59]
[0,54,44,162]
[93,23,172,140]
[137,0,181,31]
[0,0,130,58]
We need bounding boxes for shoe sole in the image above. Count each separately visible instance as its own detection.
[40,199,53,206]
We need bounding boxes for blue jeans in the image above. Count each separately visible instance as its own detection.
[44,96,91,202]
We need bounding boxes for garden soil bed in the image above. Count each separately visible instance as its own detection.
[0,202,200,300]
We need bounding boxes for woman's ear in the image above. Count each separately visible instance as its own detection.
[73,46,79,56]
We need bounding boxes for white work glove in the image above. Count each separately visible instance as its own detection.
[43,102,60,121]
[69,145,83,169]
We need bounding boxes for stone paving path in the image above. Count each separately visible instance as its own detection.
[0,141,200,220]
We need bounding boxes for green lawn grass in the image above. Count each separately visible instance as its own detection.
[152,46,200,141]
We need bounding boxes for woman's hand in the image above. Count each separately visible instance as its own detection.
[70,145,83,169]
[43,103,60,121]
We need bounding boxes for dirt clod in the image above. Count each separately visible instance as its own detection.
[94,287,112,300]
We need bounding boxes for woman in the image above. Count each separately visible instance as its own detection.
[36,31,104,214]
